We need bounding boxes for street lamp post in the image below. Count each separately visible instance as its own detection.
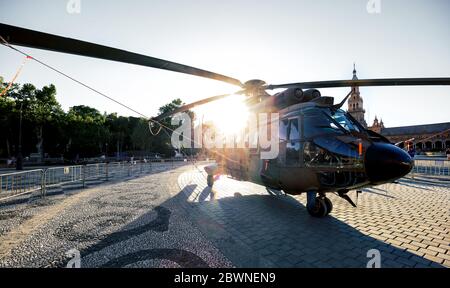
[105,143,108,159]
[16,101,23,170]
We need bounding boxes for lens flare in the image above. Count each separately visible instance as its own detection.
[194,94,249,135]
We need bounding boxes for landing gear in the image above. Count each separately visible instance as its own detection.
[308,197,328,217]
[207,175,214,187]
[306,192,333,217]
[323,197,333,215]
[204,164,218,188]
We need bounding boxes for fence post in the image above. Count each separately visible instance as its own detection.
[82,165,86,188]
[41,169,47,198]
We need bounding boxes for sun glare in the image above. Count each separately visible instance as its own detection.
[194,94,249,135]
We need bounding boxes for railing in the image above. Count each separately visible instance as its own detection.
[0,159,190,202]
[45,165,83,189]
[412,159,450,176]
[0,169,43,201]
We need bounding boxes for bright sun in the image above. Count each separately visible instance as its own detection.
[194,94,249,135]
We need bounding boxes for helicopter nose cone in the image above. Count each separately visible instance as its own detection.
[365,143,414,184]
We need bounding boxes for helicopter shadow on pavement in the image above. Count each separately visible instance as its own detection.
[186,185,444,268]
[51,180,443,268]
[53,183,231,268]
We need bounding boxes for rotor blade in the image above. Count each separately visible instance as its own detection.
[265,78,450,90]
[0,23,243,87]
[152,90,245,122]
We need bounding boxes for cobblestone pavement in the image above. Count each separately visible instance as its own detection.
[178,167,450,268]
[0,162,448,268]
[0,163,232,268]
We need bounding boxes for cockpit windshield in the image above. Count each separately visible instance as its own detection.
[325,109,361,133]
[301,107,363,139]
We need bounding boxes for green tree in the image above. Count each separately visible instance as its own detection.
[150,98,196,157]
[0,79,17,157]
[66,105,107,158]
[0,77,198,161]
[106,114,130,158]
[131,118,152,151]
[7,83,64,159]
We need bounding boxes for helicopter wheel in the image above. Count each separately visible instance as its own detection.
[323,197,333,216]
[207,175,214,187]
[307,197,328,218]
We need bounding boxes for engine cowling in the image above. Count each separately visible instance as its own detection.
[273,88,321,109]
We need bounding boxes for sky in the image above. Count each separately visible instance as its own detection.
[0,0,449,127]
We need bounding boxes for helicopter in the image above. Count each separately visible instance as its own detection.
[1,23,449,217]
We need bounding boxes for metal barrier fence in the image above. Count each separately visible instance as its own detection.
[0,169,43,201]
[412,159,450,176]
[3,157,443,202]
[0,159,189,202]
[45,165,83,189]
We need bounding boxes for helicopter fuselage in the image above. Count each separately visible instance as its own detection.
[206,91,414,216]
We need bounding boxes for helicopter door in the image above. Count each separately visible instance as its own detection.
[275,116,302,190]
[259,118,289,188]
[280,116,301,166]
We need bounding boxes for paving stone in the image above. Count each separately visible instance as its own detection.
[428,246,447,254]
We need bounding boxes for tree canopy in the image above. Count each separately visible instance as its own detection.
[0,79,191,160]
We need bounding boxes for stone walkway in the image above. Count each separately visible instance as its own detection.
[178,167,449,268]
[0,162,448,268]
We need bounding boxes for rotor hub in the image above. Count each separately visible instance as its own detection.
[244,79,266,89]
[243,79,270,101]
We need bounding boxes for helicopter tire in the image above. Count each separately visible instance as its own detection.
[207,175,214,187]
[307,197,328,218]
[323,197,333,215]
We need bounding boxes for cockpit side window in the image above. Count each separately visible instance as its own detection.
[281,117,301,165]
[302,109,344,138]
[280,119,289,141]
[279,117,301,142]
[288,118,300,141]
